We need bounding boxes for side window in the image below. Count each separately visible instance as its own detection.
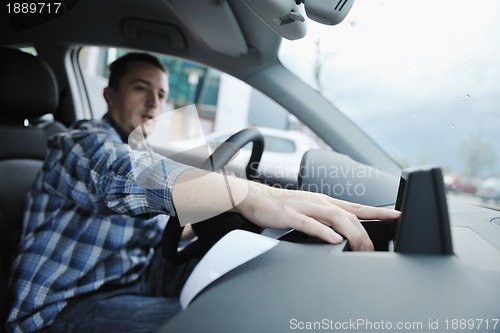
[78,46,326,178]
[78,47,115,119]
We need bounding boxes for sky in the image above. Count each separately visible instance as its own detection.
[279,0,500,177]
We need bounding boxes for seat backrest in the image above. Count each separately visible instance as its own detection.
[0,47,67,332]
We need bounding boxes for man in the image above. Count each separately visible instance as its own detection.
[7,53,400,333]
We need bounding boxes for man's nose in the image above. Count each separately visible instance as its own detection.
[147,90,159,108]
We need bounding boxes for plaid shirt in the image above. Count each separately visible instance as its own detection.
[7,117,190,333]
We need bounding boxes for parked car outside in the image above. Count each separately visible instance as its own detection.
[444,174,482,194]
[476,177,500,203]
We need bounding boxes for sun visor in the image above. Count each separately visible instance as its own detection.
[240,0,307,40]
[167,0,248,57]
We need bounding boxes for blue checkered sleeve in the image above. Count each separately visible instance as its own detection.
[7,119,191,333]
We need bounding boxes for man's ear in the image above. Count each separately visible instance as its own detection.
[103,87,114,106]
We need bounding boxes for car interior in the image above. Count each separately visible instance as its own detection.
[1,0,500,332]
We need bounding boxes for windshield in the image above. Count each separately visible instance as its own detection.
[279,0,500,208]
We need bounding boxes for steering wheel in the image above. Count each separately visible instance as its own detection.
[199,127,264,180]
[162,128,265,263]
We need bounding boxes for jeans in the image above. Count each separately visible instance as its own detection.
[40,250,198,333]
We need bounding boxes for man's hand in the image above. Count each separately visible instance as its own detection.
[173,169,400,252]
[235,181,400,251]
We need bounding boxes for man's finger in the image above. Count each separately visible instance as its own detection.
[289,211,344,244]
[305,203,373,251]
[328,197,400,220]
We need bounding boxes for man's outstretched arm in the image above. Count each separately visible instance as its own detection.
[172,168,400,251]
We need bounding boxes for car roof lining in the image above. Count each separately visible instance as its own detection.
[166,0,247,57]
[0,0,283,79]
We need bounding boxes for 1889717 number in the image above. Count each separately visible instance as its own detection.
[6,2,62,14]
[444,318,499,330]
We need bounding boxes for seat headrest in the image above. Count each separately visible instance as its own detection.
[0,47,59,121]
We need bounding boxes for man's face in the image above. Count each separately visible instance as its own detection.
[105,60,168,137]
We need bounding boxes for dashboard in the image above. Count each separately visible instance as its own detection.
[159,166,500,333]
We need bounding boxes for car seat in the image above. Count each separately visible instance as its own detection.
[0,47,67,332]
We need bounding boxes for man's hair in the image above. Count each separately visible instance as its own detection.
[107,52,167,89]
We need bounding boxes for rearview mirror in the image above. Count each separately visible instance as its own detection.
[298,0,355,25]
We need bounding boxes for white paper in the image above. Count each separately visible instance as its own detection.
[180,229,279,309]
